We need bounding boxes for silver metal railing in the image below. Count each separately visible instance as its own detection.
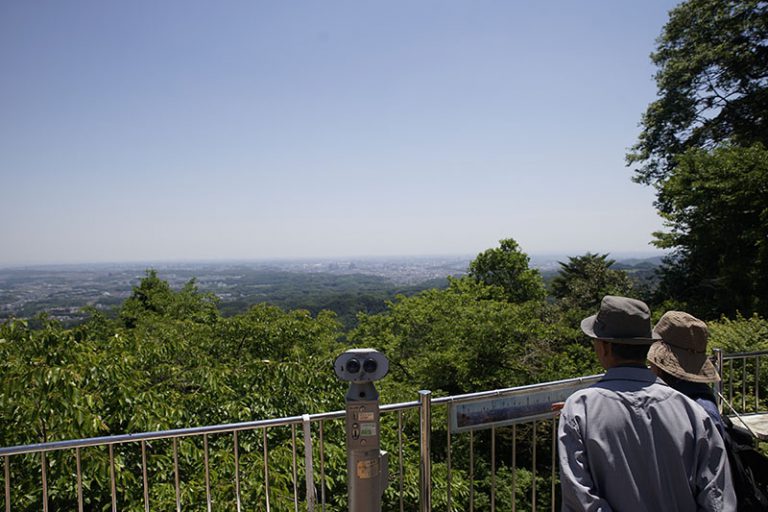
[714,348,768,415]
[2,413,330,512]
[2,374,603,511]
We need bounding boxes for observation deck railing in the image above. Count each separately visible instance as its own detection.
[714,348,768,439]
[2,349,766,511]
[1,375,602,512]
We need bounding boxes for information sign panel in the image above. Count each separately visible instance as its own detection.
[449,376,601,433]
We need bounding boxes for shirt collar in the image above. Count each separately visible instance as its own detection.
[602,365,661,384]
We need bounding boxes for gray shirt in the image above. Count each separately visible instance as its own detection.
[558,366,736,512]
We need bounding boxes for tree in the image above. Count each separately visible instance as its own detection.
[627,0,768,186]
[628,0,768,318]
[652,144,768,317]
[352,274,594,395]
[550,253,633,313]
[468,238,546,303]
[119,270,219,328]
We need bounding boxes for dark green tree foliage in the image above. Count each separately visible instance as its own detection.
[468,238,546,303]
[551,253,633,313]
[652,144,768,317]
[629,0,768,319]
[628,0,768,185]
[119,269,219,328]
[355,278,593,395]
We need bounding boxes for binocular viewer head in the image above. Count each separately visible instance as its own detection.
[334,348,389,383]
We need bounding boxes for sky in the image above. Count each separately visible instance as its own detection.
[0,0,681,266]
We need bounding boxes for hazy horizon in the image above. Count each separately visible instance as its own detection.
[0,249,668,272]
[1,1,678,266]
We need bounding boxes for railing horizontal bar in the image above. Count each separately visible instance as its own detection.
[722,350,768,359]
[0,413,335,456]
[381,401,421,413]
[0,374,604,457]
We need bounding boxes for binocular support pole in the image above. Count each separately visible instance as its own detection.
[344,382,388,512]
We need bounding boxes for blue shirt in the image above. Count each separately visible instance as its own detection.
[668,379,726,439]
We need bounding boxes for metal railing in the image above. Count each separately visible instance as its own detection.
[714,348,768,416]
[5,348,766,512]
[2,413,330,512]
[1,375,604,512]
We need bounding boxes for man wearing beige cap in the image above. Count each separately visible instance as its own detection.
[648,311,725,435]
[558,296,735,511]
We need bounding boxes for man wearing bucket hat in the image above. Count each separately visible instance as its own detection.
[648,311,725,435]
[557,296,735,511]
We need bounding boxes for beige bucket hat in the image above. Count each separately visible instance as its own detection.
[648,311,720,383]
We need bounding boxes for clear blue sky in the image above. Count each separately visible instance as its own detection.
[0,0,680,266]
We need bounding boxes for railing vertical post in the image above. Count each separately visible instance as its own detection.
[551,418,557,512]
[469,431,474,512]
[291,424,299,512]
[41,451,48,512]
[141,441,150,512]
[76,447,84,512]
[204,434,212,512]
[756,356,761,410]
[445,413,451,512]
[532,421,537,512]
[319,421,326,511]
[511,425,517,512]
[234,431,241,512]
[263,428,271,512]
[173,438,181,512]
[399,411,405,512]
[714,348,724,413]
[5,455,10,512]
[742,357,747,412]
[419,390,432,512]
[108,445,117,512]
[491,426,496,512]
[302,414,316,512]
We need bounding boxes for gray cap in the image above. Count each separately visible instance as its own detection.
[580,295,661,345]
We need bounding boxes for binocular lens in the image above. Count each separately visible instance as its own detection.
[345,358,361,374]
[363,358,378,373]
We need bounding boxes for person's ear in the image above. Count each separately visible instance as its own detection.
[593,339,606,357]
[601,341,612,359]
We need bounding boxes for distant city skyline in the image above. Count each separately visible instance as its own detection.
[1,1,679,266]
[0,252,665,324]
[0,250,667,272]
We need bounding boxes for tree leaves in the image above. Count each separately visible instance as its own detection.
[628,0,768,185]
[653,144,768,317]
[468,238,546,304]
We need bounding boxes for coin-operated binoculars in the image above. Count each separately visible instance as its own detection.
[334,349,390,512]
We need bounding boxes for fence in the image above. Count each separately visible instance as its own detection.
[714,348,768,438]
[2,350,766,511]
[1,374,604,512]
